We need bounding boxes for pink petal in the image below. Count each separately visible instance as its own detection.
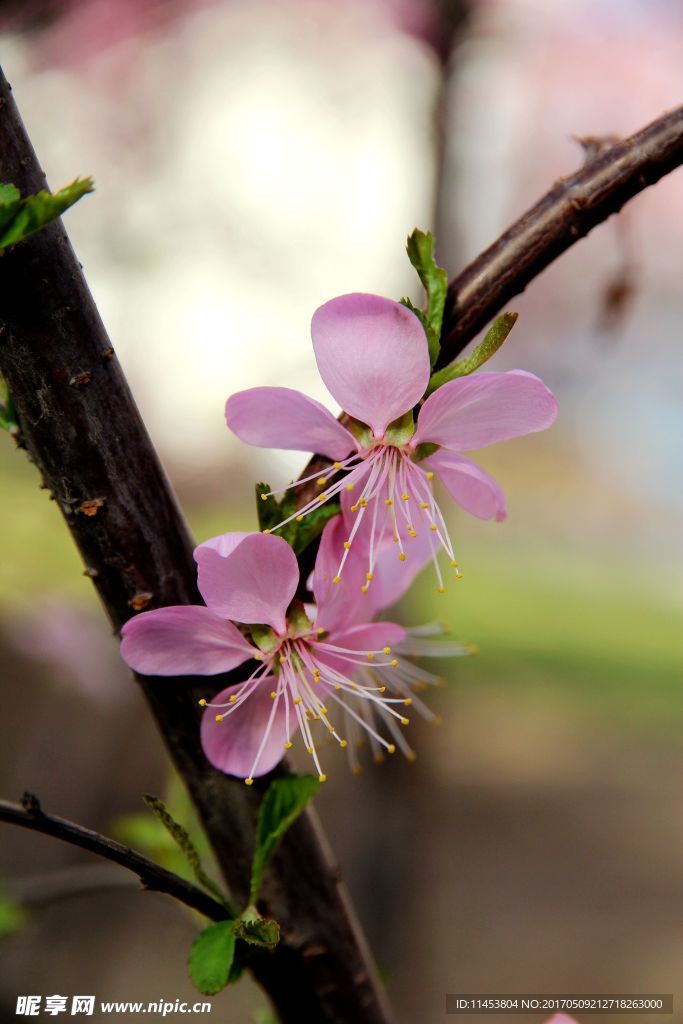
[120,606,256,676]
[226,387,356,460]
[362,530,434,615]
[424,449,507,522]
[312,293,430,437]
[195,532,299,634]
[200,677,287,777]
[329,620,406,652]
[311,516,364,633]
[414,370,558,451]
[195,532,251,559]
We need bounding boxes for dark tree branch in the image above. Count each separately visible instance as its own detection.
[0,796,229,922]
[437,104,683,365]
[0,67,392,1024]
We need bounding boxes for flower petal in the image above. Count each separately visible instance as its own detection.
[424,449,507,521]
[226,387,356,460]
[414,370,558,451]
[200,677,287,777]
[120,606,256,676]
[329,621,407,652]
[312,515,364,632]
[195,532,299,634]
[312,293,430,437]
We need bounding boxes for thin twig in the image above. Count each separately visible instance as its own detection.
[438,104,683,365]
[0,796,229,922]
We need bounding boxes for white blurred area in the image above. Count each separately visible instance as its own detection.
[3,0,438,474]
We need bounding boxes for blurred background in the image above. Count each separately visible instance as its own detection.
[0,0,682,1021]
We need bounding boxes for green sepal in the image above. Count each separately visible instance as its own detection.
[0,178,93,252]
[403,228,448,367]
[426,312,518,395]
[142,795,235,916]
[235,906,280,950]
[384,410,415,446]
[286,601,313,636]
[249,624,279,654]
[345,417,373,450]
[188,920,236,996]
[256,481,340,555]
[412,442,439,463]
[250,775,320,903]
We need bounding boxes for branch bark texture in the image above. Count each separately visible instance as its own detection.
[0,67,392,1024]
[438,105,683,365]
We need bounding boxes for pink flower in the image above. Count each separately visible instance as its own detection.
[226,293,558,592]
[120,528,448,783]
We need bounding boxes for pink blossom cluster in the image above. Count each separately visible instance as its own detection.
[121,293,557,781]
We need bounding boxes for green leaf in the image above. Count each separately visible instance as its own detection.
[0,178,93,252]
[188,920,236,996]
[142,795,235,916]
[256,482,340,555]
[0,891,27,938]
[0,375,19,435]
[250,775,320,903]
[404,228,448,367]
[426,312,518,396]
[234,906,280,950]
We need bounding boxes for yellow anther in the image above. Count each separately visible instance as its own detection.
[390,659,398,667]
[438,586,446,593]
[401,493,409,501]
[270,691,277,699]
[335,684,341,690]
[307,745,313,755]
[432,715,443,726]
[351,765,363,776]
[343,541,351,549]
[279,655,286,663]
[361,585,368,593]
[404,697,413,706]
[260,493,268,501]
[383,646,391,654]
[426,471,434,480]
[359,498,367,508]
[384,498,393,506]
[345,483,355,491]
[333,462,342,469]
[254,653,263,661]
[374,753,386,764]
[367,652,375,660]
[405,750,417,762]
[401,717,409,726]
[229,695,237,703]
[317,493,328,502]
[393,535,399,543]
[198,698,207,707]
[409,529,417,538]
[398,552,406,562]
[430,523,438,532]
[319,706,327,713]
[215,714,224,723]
[333,575,341,584]
[350,504,359,512]
[294,696,302,705]
[295,515,304,522]
[316,476,327,486]
[420,502,429,509]
[378,685,386,693]
[262,529,271,534]
[245,777,254,785]
[366,572,373,581]
[451,560,459,569]
[318,774,327,783]
[284,741,293,749]
[316,626,325,634]
[387,744,396,754]
[340,739,348,748]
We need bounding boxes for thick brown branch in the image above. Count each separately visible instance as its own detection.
[0,796,229,922]
[0,67,392,1024]
[438,104,683,365]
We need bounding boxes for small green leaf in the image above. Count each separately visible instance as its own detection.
[0,891,27,938]
[404,228,448,367]
[235,906,280,950]
[143,795,235,915]
[0,178,93,252]
[0,375,19,435]
[256,482,340,555]
[188,920,236,996]
[250,775,320,903]
[426,312,519,396]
